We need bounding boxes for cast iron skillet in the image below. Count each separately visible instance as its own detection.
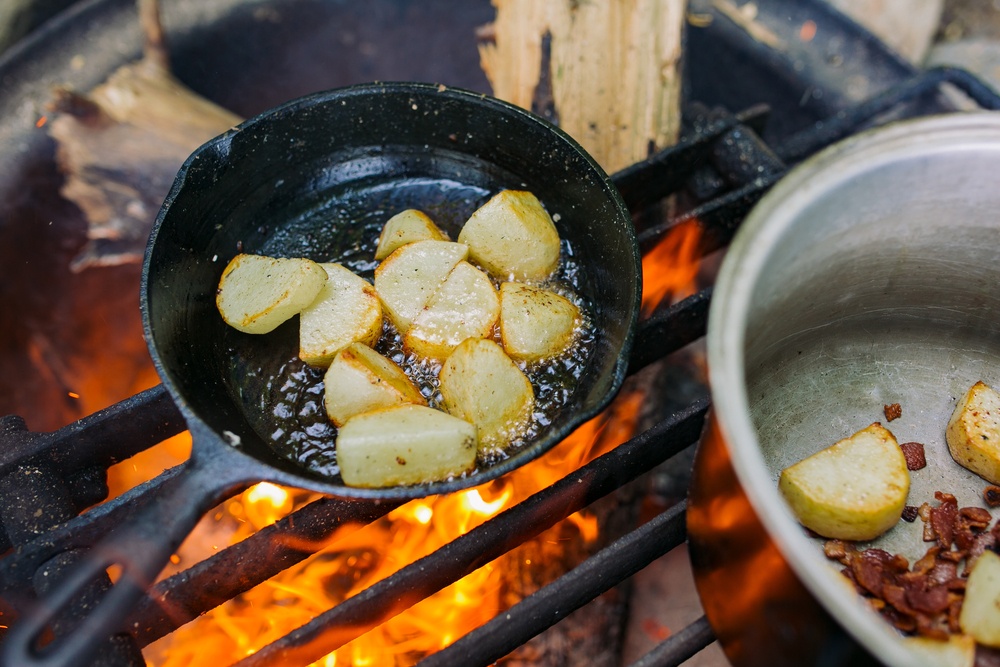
[7,82,640,667]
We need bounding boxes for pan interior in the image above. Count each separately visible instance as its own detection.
[143,84,638,495]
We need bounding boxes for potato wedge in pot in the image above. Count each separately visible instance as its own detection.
[439,338,535,454]
[946,380,1000,484]
[458,189,560,282]
[323,343,426,427]
[403,261,500,360]
[216,254,326,334]
[499,281,580,363]
[336,404,478,488]
[374,209,448,260]
[374,239,469,333]
[298,262,382,368]
[777,422,910,541]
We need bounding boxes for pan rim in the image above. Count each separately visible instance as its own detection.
[140,81,641,501]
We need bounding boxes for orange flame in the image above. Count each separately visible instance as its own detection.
[640,219,703,317]
[138,382,649,667]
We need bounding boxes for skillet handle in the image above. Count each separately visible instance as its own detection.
[2,447,256,667]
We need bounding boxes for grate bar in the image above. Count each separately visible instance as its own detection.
[128,495,402,645]
[231,399,710,667]
[416,500,689,667]
[627,615,716,667]
[777,66,1000,163]
[628,288,712,375]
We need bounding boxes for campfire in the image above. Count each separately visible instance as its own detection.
[2,1,999,666]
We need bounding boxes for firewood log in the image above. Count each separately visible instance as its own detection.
[478,0,686,174]
[46,0,241,271]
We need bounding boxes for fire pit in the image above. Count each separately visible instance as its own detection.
[1,1,998,666]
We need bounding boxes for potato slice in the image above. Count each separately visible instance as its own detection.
[298,263,382,368]
[902,635,974,667]
[777,422,910,541]
[323,343,426,427]
[439,338,534,453]
[499,282,580,363]
[216,253,326,334]
[946,380,1000,484]
[374,209,448,260]
[404,261,500,359]
[961,550,1000,646]
[373,240,468,333]
[458,190,560,282]
[337,404,477,487]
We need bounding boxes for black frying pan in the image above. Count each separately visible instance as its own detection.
[6,82,640,666]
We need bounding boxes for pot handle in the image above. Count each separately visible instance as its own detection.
[2,443,256,667]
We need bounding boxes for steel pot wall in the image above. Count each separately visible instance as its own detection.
[689,112,1000,667]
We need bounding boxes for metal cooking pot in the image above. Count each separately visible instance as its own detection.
[6,82,640,667]
[689,112,1000,667]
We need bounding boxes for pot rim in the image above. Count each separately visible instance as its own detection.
[707,111,1000,667]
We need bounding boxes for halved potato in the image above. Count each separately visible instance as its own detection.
[439,338,534,453]
[946,380,1000,484]
[902,635,974,667]
[457,190,560,282]
[323,343,426,427]
[961,549,1000,647]
[373,240,468,333]
[299,263,382,368]
[337,404,477,487]
[216,253,326,334]
[374,209,448,260]
[499,282,580,363]
[404,261,500,359]
[777,422,910,541]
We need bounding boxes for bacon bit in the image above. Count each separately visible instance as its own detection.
[884,403,902,421]
[929,493,959,548]
[899,442,926,470]
[824,490,1000,642]
[985,485,1000,507]
[823,539,848,561]
[901,505,919,522]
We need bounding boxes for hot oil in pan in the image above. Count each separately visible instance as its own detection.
[228,177,597,482]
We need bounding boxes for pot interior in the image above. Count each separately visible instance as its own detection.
[712,112,1000,664]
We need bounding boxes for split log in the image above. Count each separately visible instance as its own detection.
[46,0,241,271]
[478,0,687,174]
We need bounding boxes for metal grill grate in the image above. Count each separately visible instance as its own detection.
[0,67,998,667]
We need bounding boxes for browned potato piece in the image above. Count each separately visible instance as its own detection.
[902,635,974,667]
[499,282,580,363]
[960,550,1000,647]
[337,404,477,487]
[374,209,448,260]
[373,240,468,333]
[323,343,425,427]
[404,261,500,359]
[216,253,326,334]
[439,338,534,453]
[458,190,560,282]
[299,263,382,368]
[946,380,1000,484]
[777,422,910,541]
